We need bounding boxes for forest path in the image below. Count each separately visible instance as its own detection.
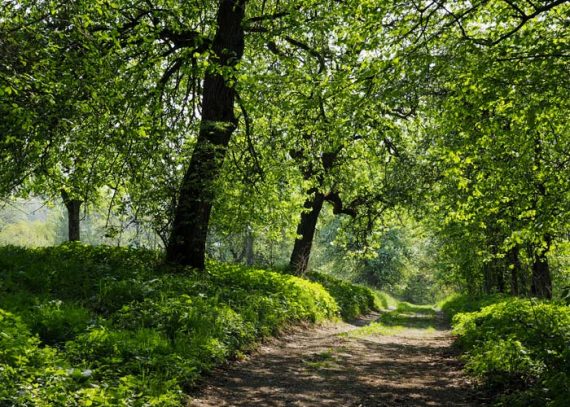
[187,305,483,406]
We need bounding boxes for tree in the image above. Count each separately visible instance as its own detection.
[165,0,247,268]
[406,1,570,297]
[1,1,132,241]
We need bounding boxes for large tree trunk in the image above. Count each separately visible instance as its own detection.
[289,191,325,275]
[531,235,552,299]
[61,190,82,241]
[166,0,246,269]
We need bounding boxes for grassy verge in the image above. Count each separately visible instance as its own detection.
[0,244,376,405]
[437,293,506,320]
[307,272,390,319]
[440,294,570,406]
[343,301,437,337]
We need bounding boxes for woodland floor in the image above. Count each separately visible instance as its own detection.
[187,307,486,407]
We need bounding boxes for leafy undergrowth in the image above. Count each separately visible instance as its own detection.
[438,293,506,320]
[307,272,386,319]
[373,290,400,311]
[441,294,570,406]
[0,244,376,406]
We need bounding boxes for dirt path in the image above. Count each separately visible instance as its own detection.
[187,306,483,406]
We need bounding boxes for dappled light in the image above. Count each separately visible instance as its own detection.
[190,308,482,406]
[1,0,568,405]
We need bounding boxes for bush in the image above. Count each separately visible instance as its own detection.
[308,272,380,319]
[25,300,93,344]
[438,292,505,320]
[374,290,399,310]
[0,244,375,404]
[0,243,161,306]
[0,308,75,406]
[449,297,570,405]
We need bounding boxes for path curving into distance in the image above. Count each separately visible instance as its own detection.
[188,305,485,406]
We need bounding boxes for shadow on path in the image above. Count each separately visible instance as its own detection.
[188,309,484,406]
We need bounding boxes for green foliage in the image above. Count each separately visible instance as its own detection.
[25,301,93,345]
[308,272,380,319]
[373,290,399,311]
[438,293,506,321]
[0,309,98,406]
[2,0,568,401]
[448,297,570,405]
[0,244,374,403]
[311,217,444,305]
[412,0,570,296]
[358,228,411,289]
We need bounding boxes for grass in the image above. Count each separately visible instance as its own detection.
[303,349,337,370]
[0,243,379,406]
[342,321,406,337]
[341,301,439,338]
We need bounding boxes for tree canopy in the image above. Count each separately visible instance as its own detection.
[1,0,568,297]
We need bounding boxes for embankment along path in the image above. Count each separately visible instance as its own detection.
[188,307,485,406]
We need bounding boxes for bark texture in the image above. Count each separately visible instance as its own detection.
[289,191,325,275]
[166,0,246,269]
[531,236,552,299]
[61,190,82,241]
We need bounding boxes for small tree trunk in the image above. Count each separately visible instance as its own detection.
[244,227,254,266]
[61,190,82,241]
[482,265,493,294]
[289,191,325,275]
[166,0,246,269]
[529,140,552,299]
[496,267,505,293]
[531,236,552,299]
[508,246,521,296]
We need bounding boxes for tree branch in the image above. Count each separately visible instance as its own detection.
[324,191,357,217]
[245,11,289,24]
[284,36,326,73]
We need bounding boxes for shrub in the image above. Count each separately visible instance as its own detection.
[374,290,399,310]
[0,308,75,406]
[438,292,505,320]
[308,272,380,319]
[25,300,93,344]
[0,244,377,404]
[450,297,570,405]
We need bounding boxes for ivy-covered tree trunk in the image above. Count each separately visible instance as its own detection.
[61,190,82,241]
[289,191,325,275]
[166,0,246,269]
[531,235,553,299]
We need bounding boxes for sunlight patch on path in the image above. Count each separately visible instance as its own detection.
[188,304,482,407]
